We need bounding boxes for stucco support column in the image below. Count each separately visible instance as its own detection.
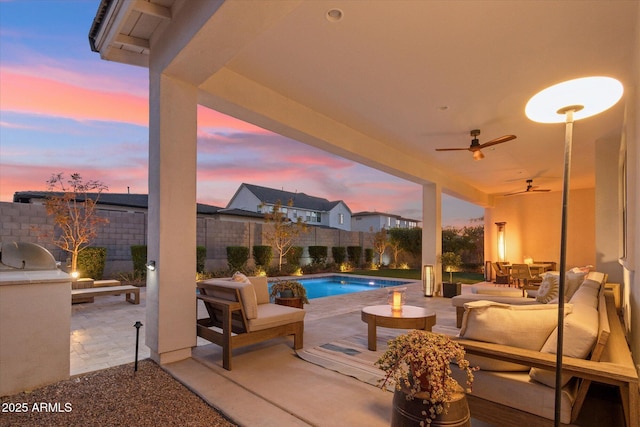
[422,183,442,293]
[146,71,197,364]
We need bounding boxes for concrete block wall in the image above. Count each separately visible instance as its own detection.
[1,202,378,275]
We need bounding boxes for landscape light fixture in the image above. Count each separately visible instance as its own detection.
[525,76,623,426]
[423,265,435,297]
[145,260,156,271]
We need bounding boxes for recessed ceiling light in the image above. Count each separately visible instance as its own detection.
[326,9,343,22]
[437,106,449,111]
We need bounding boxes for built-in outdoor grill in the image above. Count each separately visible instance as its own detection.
[0,241,58,271]
[0,241,71,396]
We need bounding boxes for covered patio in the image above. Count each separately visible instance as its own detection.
[88,0,639,425]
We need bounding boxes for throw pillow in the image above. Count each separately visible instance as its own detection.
[232,271,250,283]
[565,270,588,300]
[536,274,559,303]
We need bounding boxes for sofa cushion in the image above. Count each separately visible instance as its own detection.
[535,273,559,303]
[203,278,258,320]
[248,303,305,332]
[460,301,571,371]
[248,276,271,304]
[530,292,600,387]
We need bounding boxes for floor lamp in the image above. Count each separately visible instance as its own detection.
[525,76,623,426]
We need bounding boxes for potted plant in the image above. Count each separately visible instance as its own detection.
[269,280,309,306]
[440,252,462,298]
[375,330,476,426]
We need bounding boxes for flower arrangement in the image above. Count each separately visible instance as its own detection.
[269,280,309,304]
[375,330,476,425]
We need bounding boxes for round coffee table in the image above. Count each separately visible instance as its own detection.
[361,305,436,351]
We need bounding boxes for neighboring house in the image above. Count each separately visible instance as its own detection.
[351,211,420,232]
[226,183,352,231]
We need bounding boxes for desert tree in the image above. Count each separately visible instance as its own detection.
[371,227,389,267]
[262,199,308,271]
[43,173,108,274]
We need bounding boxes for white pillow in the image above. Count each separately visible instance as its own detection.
[536,274,559,303]
[565,270,588,300]
[530,302,599,387]
[232,271,250,282]
[460,301,571,371]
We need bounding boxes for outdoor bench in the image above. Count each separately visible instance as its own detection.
[71,284,140,304]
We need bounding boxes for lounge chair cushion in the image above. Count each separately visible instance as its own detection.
[248,303,305,332]
[460,301,570,371]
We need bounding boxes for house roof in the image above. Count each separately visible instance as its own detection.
[12,191,230,216]
[352,211,421,224]
[234,183,351,214]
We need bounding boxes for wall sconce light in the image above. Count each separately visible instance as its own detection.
[423,265,435,297]
[387,287,406,312]
[495,222,507,262]
[145,260,156,271]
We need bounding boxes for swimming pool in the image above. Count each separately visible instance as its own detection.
[270,275,411,299]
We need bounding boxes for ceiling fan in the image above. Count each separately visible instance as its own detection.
[504,179,551,196]
[435,129,516,160]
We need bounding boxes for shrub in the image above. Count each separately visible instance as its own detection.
[285,246,304,267]
[347,246,362,267]
[131,245,147,276]
[364,248,374,265]
[331,246,347,264]
[226,246,249,271]
[196,246,207,273]
[308,246,328,264]
[253,245,273,268]
[77,247,106,279]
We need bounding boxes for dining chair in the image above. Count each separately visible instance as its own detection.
[511,264,542,295]
[492,262,510,285]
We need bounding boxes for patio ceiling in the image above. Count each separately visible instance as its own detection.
[90,0,637,206]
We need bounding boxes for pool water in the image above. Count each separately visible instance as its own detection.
[270,275,411,300]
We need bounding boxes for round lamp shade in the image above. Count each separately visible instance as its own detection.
[525,76,623,123]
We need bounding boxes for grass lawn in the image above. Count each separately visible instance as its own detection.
[346,269,484,284]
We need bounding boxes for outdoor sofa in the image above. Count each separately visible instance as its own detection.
[450,271,638,426]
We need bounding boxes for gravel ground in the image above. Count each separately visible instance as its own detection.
[1,359,238,427]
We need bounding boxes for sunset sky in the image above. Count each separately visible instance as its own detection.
[0,0,483,227]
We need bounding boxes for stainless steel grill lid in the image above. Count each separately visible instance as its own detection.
[0,242,58,270]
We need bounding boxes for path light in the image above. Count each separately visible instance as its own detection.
[525,76,623,426]
[423,265,435,297]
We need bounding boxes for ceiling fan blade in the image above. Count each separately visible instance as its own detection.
[435,148,472,151]
[531,189,551,192]
[503,190,527,196]
[478,135,517,149]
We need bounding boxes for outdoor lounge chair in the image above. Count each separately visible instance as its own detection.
[196,276,305,370]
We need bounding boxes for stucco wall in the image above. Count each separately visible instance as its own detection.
[484,188,596,270]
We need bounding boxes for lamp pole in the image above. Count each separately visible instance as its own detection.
[525,76,623,426]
